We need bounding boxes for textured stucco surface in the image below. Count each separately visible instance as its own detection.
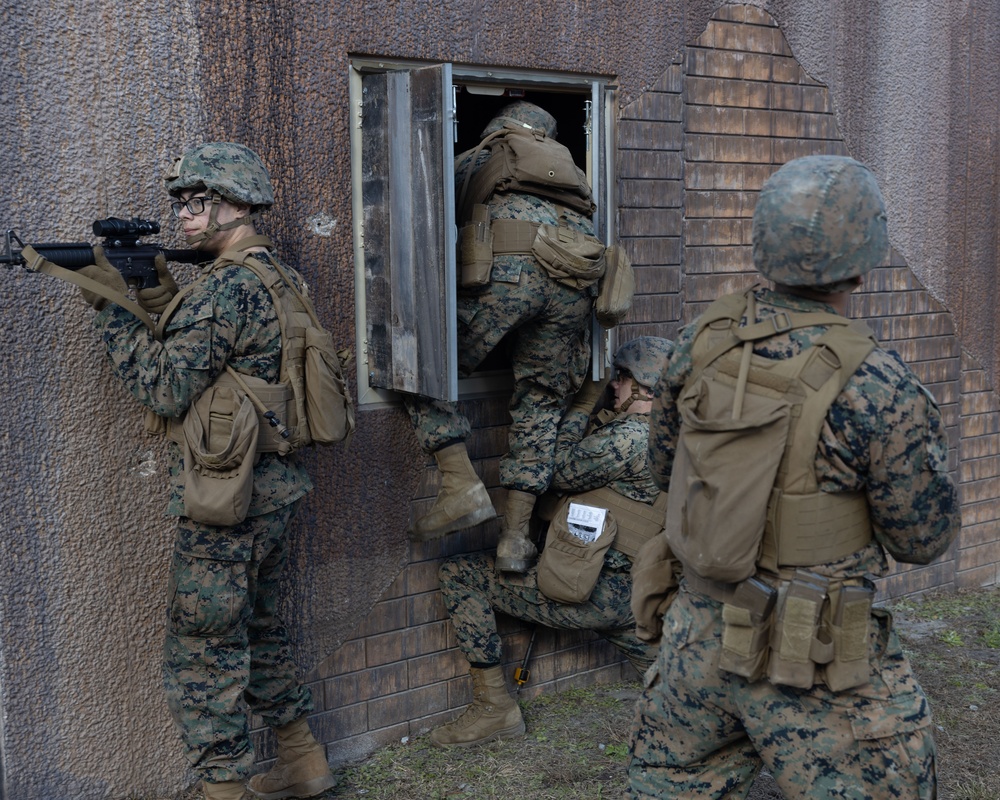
[0,0,997,797]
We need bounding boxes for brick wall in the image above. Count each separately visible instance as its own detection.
[274,2,999,770]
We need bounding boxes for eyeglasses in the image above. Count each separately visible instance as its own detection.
[170,195,212,218]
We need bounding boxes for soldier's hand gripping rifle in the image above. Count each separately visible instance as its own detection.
[0,216,202,289]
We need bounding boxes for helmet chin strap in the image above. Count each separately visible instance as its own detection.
[184,192,260,247]
[617,384,652,413]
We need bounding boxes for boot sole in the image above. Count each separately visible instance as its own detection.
[247,773,337,800]
[495,556,534,574]
[409,504,498,542]
[429,719,527,749]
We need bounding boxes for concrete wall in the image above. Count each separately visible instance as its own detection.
[0,1,997,798]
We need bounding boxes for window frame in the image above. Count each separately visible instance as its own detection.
[349,56,618,409]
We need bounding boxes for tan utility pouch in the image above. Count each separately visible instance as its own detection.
[459,204,494,287]
[594,244,635,329]
[719,576,778,682]
[822,582,874,691]
[531,223,606,289]
[767,570,832,689]
[537,497,618,603]
[630,533,681,645]
[181,383,259,527]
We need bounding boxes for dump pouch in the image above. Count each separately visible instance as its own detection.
[181,383,259,527]
[767,569,830,688]
[719,576,778,682]
[537,498,618,603]
[822,582,874,691]
[594,244,635,329]
[459,203,494,287]
[630,533,681,645]
[530,223,607,289]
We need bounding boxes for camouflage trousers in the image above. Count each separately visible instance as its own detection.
[163,504,313,784]
[405,259,592,493]
[439,552,656,673]
[628,585,937,799]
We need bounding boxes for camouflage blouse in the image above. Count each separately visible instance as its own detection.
[93,251,312,518]
[552,407,660,504]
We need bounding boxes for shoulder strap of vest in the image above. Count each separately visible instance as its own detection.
[777,322,877,494]
[154,236,280,341]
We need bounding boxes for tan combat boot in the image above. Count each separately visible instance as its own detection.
[429,666,526,748]
[409,442,497,541]
[247,717,336,800]
[202,780,248,800]
[495,489,538,574]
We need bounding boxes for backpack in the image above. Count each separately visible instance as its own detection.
[665,290,876,583]
[153,236,355,453]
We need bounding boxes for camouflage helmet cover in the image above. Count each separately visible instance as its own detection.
[480,101,558,139]
[613,336,674,389]
[165,142,274,208]
[752,155,889,289]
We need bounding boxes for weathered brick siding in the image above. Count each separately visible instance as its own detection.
[297,4,1000,772]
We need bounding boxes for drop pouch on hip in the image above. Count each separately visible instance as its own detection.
[594,244,635,329]
[530,223,606,289]
[537,498,618,603]
[181,384,260,527]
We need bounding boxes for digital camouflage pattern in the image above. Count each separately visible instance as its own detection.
[480,100,558,138]
[752,155,889,290]
[629,587,937,799]
[96,254,312,518]
[631,286,960,798]
[164,506,313,783]
[165,141,275,207]
[94,250,314,783]
[439,400,661,673]
[551,407,660,504]
[440,553,654,673]
[405,107,594,493]
[612,335,674,389]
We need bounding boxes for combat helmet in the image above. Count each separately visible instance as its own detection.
[752,155,889,291]
[165,142,274,208]
[611,336,673,413]
[165,142,273,246]
[481,101,558,139]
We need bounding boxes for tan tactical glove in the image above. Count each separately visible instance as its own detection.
[136,254,179,315]
[630,532,680,645]
[78,246,127,311]
[568,374,611,415]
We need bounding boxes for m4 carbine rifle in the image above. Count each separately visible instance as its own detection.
[1,216,202,289]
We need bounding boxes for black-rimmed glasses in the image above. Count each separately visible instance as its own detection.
[170,195,212,218]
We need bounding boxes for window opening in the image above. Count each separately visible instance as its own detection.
[350,58,615,408]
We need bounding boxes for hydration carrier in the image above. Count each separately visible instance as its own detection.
[149,236,355,456]
[665,289,877,584]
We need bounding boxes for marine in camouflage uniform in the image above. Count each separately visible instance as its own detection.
[404,101,596,575]
[628,156,960,799]
[76,143,335,800]
[430,338,671,749]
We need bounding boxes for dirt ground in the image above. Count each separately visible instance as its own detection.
[322,585,999,800]
[166,585,998,800]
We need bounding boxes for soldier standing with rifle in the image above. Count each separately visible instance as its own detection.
[52,143,338,800]
[628,155,960,799]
